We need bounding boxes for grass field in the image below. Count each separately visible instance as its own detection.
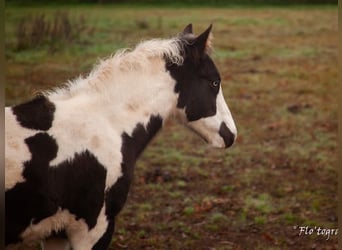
[5,5,338,249]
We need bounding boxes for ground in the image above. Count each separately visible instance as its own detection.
[5,5,338,249]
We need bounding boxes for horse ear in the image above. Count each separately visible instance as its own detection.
[193,24,213,54]
[182,23,193,35]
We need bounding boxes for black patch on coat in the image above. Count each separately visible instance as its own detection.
[93,115,163,250]
[12,95,56,131]
[166,45,221,122]
[5,133,106,246]
[219,122,235,148]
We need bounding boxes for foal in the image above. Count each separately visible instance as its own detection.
[5,24,237,250]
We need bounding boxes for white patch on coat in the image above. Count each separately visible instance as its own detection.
[5,108,36,190]
[67,205,108,250]
[20,208,75,246]
[216,86,237,136]
[21,204,107,250]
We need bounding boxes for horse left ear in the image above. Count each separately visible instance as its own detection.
[193,24,213,54]
[182,23,193,35]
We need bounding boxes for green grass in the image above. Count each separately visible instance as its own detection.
[244,193,274,214]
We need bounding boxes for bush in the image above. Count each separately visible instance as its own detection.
[15,11,87,53]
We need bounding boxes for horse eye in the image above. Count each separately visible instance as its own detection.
[211,80,220,88]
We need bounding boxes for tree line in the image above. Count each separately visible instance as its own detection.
[6,0,338,5]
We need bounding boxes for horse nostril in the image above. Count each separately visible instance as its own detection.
[219,122,235,148]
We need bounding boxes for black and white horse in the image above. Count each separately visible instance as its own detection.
[5,24,237,250]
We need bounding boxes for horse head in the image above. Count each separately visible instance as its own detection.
[168,24,237,148]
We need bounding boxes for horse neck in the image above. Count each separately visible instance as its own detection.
[49,56,178,153]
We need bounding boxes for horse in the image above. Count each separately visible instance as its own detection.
[5,24,237,250]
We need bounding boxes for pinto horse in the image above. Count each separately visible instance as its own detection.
[5,24,237,250]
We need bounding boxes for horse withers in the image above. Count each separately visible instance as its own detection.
[5,24,237,250]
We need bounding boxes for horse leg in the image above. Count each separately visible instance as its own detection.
[92,219,115,250]
[66,218,115,250]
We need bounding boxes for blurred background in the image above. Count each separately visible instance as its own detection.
[5,0,338,249]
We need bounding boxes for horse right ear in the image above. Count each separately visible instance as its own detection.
[182,24,193,35]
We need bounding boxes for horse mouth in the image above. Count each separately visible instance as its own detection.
[185,123,230,149]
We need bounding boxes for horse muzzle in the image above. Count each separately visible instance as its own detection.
[218,122,236,148]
